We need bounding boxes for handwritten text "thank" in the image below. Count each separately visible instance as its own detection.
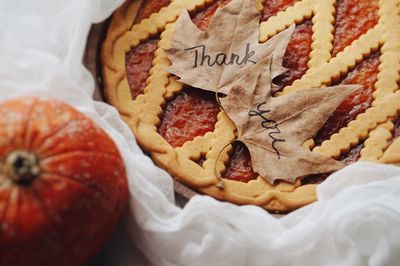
[184,43,256,68]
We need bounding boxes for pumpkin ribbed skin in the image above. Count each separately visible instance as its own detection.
[0,97,128,266]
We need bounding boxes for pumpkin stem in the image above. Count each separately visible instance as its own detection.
[4,151,40,185]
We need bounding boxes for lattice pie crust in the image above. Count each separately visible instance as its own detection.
[102,0,400,211]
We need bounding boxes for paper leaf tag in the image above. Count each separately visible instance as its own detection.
[165,0,360,184]
[219,56,359,183]
[165,0,294,95]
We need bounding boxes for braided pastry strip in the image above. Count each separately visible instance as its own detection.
[360,121,394,162]
[360,0,400,163]
[308,0,336,68]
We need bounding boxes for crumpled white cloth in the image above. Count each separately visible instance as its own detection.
[1,1,400,266]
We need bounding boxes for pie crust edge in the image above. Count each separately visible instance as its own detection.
[101,0,400,212]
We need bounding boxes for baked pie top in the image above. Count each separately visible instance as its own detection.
[102,0,400,212]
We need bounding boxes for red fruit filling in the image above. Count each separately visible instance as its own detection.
[314,52,380,145]
[262,0,298,21]
[158,89,220,147]
[126,38,159,99]
[332,0,379,56]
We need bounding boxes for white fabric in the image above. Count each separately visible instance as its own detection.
[1,1,400,266]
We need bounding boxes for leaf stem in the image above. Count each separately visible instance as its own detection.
[213,142,234,189]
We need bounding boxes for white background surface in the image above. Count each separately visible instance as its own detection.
[1,1,400,266]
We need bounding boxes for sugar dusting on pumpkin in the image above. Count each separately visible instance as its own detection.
[0,97,128,266]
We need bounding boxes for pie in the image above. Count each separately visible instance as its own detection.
[102,0,400,212]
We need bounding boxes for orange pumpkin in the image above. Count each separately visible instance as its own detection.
[0,97,128,266]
